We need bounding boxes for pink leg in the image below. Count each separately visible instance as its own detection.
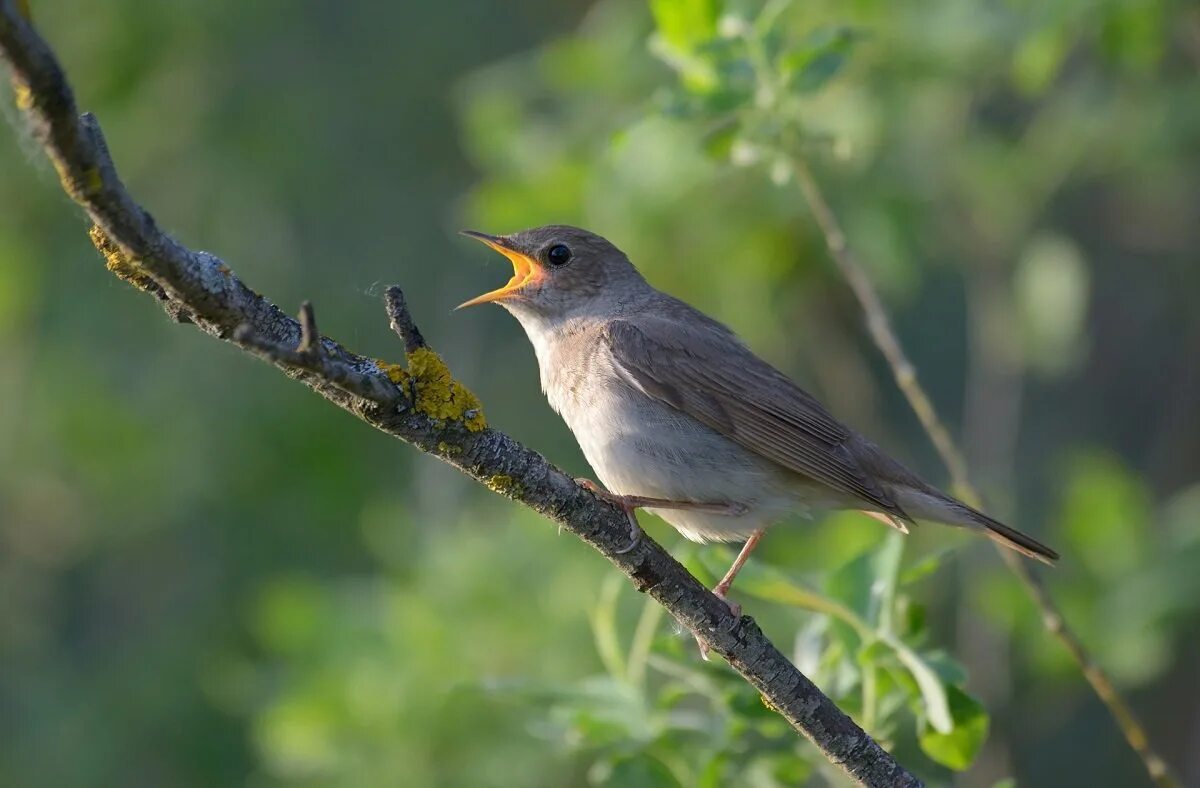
[714,528,766,604]
[698,529,766,661]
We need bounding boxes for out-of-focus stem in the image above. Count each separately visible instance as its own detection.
[791,155,1179,788]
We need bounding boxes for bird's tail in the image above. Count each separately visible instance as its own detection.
[892,486,1059,566]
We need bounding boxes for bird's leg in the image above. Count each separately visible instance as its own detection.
[713,528,765,606]
[697,528,766,660]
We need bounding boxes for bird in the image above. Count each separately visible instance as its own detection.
[457,225,1058,618]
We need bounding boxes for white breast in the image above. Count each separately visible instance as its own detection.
[516,314,804,542]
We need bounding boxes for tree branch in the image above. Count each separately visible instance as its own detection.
[791,155,1179,788]
[0,4,920,785]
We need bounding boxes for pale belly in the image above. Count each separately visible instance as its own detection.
[560,383,816,543]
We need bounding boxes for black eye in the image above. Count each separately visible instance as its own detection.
[546,244,572,267]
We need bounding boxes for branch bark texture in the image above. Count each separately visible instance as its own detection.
[0,4,920,785]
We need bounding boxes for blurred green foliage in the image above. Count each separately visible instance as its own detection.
[2,0,1199,786]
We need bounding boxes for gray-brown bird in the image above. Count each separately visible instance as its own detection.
[459,225,1058,611]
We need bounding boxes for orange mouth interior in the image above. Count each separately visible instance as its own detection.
[457,232,541,309]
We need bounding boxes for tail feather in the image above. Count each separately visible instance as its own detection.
[891,486,1059,565]
[969,509,1059,565]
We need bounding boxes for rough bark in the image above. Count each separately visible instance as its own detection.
[0,3,920,785]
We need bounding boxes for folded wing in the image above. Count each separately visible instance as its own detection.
[604,317,909,521]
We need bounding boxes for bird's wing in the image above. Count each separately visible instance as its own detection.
[604,317,906,518]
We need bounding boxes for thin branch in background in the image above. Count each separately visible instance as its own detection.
[0,4,920,785]
[791,155,1180,788]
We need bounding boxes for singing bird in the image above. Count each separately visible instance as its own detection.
[458,225,1058,609]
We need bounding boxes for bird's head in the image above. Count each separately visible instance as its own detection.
[457,225,644,321]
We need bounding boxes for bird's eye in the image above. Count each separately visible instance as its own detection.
[546,244,572,267]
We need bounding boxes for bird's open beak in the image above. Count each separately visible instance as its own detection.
[456,230,543,309]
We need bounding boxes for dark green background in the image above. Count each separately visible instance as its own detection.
[2,1,1198,786]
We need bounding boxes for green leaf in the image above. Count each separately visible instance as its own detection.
[699,548,953,732]
[890,642,953,734]
[590,573,628,681]
[1012,25,1068,96]
[697,753,731,788]
[1060,452,1150,576]
[918,685,990,771]
[650,0,722,53]
[919,650,968,686]
[591,754,681,787]
[899,548,953,586]
[897,596,927,641]
[766,752,813,784]
[698,550,837,614]
[825,550,875,621]
[827,533,903,630]
[874,532,905,634]
[792,50,848,92]
[781,26,859,93]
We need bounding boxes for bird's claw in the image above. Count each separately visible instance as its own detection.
[614,510,644,554]
[578,478,644,553]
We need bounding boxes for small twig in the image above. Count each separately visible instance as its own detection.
[233,303,400,404]
[385,286,427,353]
[296,301,320,354]
[792,155,1179,788]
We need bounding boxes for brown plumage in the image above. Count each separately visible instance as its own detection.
[459,225,1058,595]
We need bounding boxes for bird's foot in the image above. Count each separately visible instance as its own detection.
[577,478,644,553]
[696,530,765,660]
[614,509,644,554]
[713,584,742,618]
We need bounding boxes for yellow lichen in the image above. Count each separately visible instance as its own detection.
[13,82,33,111]
[485,474,520,496]
[436,441,461,456]
[375,360,409,385]
[405,347,486,431]
[88,225,156,291]
[375,348,486,431]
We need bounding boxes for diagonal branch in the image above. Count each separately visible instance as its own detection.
[0,4,920,785]
[791,156,1179,788]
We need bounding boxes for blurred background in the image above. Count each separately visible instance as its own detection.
[1,0,1198,786]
